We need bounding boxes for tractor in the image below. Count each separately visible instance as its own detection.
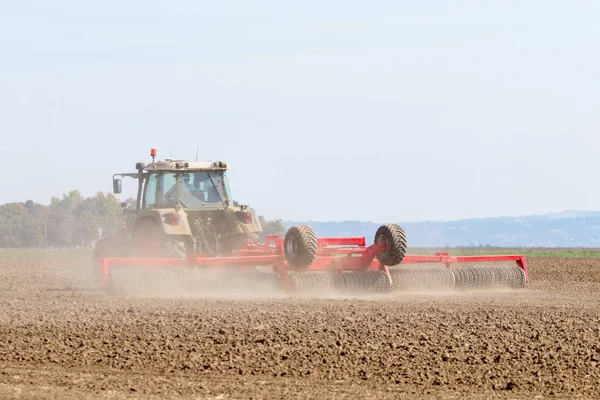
[93,149,263,266]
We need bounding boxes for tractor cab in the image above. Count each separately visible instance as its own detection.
[140,164,231,210]
[107,149,264,258]
[111,149,233,212]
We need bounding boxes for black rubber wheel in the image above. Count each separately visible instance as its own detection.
[284,225,318,268]
[132,218,190,259]
[92,235,126,288]
[93,235,127,259]
[374,224,407,266]
[132,218,164,258]
[163,239,188,259]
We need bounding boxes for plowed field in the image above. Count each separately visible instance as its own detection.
[0,257,599,399]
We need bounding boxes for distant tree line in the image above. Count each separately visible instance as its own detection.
[0,190,286,248]
[0,190,123,248]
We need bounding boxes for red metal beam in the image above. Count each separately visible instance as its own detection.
[194,255,282,266]
[317,237,366,247]
[401,254,525,264]
[232,249,278,257]
[101,258,191,265]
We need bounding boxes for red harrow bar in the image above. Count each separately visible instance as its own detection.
[95,224,528,295]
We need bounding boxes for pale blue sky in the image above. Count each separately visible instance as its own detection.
[1,1,599,222]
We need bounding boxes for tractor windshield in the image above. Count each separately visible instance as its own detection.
[179,171,228,208]
[143,170,229,209]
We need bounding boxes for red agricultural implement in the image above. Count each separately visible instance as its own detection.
[95,224,528,296]
[94,150,527,296]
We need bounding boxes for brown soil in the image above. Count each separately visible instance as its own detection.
[0,257,599,399]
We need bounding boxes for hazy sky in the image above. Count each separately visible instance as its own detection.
[1,1,599,222]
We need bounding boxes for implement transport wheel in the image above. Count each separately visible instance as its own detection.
[284,225,318,268]
[374,223,407,266]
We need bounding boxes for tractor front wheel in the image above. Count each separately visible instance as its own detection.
[92,235,127,288]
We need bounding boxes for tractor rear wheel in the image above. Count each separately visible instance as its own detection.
[284,225,318,269]
[132,218,164,258]
[133,218,189,259]
[163,239,188,259]
[374,223,407,266]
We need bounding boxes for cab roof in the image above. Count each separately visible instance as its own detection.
[142,159,229,172]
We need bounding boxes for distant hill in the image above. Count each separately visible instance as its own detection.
[283,210,600,247]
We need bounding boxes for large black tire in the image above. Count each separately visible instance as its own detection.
[374,223,407,266]
[284,225,318,269]
[131,218,163,258]
[163,239,188,259]
[93,237,117,261]
[132,218,189,259]
[92,235,127,288]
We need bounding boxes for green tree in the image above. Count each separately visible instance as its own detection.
[44,190,124,247]
[259,216,286,236]
[0,203,47,248]
[74,192,123,244]
[46,190,82,246]
[0,203,27,247]
[23,200,50,247]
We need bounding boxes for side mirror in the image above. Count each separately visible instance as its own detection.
[113,178,122,194]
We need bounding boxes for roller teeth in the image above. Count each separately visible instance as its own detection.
[106,268,281,296]
[186,270,280,294]
[107,269,189,296]
[453,266,526,290]
[390,269,455,291]
[105,265,527,296]
[338,271,392,293]
[287,266,526,294]
[286,271,394,294]
[288,271,337,293]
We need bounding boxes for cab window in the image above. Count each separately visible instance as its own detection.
[144,172,178,208]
